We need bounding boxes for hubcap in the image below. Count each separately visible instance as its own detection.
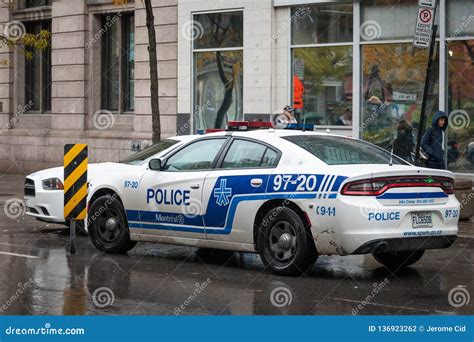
[269,221,297,262]
[278,233,292,249]
[105,218,118,231]
[95,207,122,243]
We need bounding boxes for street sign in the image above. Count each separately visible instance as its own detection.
[414,7,434,48]
[64,144,88,221]
[419,0,436,8]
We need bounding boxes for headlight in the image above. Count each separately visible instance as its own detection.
[42,178,64,190]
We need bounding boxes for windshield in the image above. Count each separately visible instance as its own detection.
[284,135,408,165]
[121,139,179,165]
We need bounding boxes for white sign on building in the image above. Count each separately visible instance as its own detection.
[419,0,436,9]
[414,7,434,48]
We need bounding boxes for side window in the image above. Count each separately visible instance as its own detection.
[222,140,279,169]
[261,148,279,168]
[163,139,226,171]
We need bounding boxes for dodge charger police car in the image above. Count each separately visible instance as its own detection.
[84,124,459,275]
[27,124,460,276]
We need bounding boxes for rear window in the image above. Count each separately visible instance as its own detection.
[283,135,408,165]
[121,139,178,165]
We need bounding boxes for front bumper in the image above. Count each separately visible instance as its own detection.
[24,175,65,224]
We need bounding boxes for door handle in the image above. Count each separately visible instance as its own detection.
[190,184,200,190]
[250,178,263,187]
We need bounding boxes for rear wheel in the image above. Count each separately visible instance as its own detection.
[257,207,317,276]
[88,195,136,254]
[373,250,425,270]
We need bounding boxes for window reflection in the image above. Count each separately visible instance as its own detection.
[361,43,439,161]
[193,11,243,131]
[292,46,352,126]
[194,51,243,130]
[447,40,474,172]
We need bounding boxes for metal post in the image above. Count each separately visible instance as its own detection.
[70,220,76,255]
[415,22,439,165]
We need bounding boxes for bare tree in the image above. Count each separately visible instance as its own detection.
[143,0,161,143]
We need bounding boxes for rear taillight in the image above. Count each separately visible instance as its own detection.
[340,176,455,196]
[440,179,454,194]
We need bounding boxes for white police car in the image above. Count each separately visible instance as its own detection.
[84,123,459,276]
[24,135,198,230]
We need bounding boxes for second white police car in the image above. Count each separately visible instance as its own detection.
[28,122,461,275]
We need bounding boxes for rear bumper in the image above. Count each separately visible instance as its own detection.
[352,235,457,254]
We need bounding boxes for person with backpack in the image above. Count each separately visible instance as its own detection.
[421,111,448,169]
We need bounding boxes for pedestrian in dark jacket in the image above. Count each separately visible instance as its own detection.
[421,111,448,169]
[393,120,414,162]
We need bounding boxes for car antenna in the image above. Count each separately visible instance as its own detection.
[389,132,396,166]
[301,108,306,132]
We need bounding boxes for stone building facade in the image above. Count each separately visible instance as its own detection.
[0,0,178,174]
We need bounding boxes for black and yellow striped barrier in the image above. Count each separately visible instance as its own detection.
[64,144,88,254]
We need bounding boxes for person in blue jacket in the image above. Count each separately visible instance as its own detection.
[421,110,448,169]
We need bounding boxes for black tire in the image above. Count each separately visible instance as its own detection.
[88,194,136,254]
[257,207,317,276]
[373,250,425,270]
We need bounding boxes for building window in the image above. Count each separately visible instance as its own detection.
[360,43,440,156]
[446,1,474,173]
[193,11,243,130]
[101,13,134,112]
[25,0,51,7]
[358,0,442,164]
[291,4,353,126]
[24,21,51,112]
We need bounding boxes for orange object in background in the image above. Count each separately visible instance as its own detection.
[293,75,304,109]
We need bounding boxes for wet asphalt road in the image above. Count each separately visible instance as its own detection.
[0,174,472,316]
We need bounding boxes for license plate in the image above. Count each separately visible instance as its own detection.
[411,212,433,228]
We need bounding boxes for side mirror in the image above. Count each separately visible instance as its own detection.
[149,159,162,171]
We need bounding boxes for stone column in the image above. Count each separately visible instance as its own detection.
[134,0,178,137]
[50,0,88,131]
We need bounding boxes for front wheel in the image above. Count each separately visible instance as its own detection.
[88,194,136,254]
[373,250,425,270]
[257,207,317,276]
